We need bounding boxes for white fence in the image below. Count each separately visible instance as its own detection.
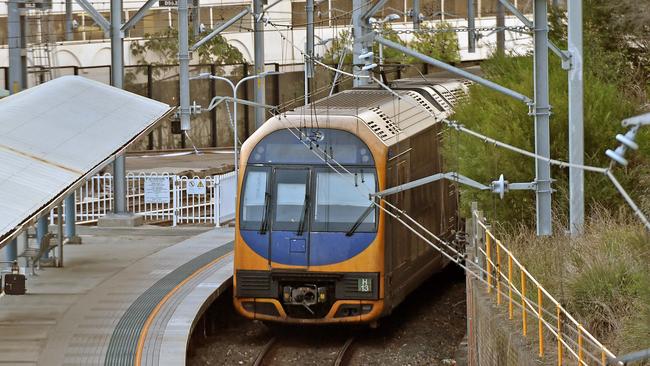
[51,171,237,226]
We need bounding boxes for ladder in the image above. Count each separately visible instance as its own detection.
[27,9,54,85]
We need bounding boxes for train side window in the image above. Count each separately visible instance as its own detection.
[240,169,270,230]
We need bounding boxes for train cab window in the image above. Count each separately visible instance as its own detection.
[313,170,377,232]
[240,169,269,230]
[273,169,309,231]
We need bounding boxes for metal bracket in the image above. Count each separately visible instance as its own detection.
[190,101,202,116]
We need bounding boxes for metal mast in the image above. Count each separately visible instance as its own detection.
[178,0,190,131]
[496,0,505,55]
[412,0,420,30]
[65,0,73,41]
[352,0,371,87]
[8,0,26,94]
[305,0,314,104]
[567,0,584,234]
[467,0,476,53]
[533,0,553,235]
[110,0,129,218]
[253,0,265,129]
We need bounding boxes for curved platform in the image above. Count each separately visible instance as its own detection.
[0,226,234,366]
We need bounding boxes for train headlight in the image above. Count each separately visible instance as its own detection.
[317,287,328,303]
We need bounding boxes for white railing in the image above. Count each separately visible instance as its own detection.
[50,171,237,227]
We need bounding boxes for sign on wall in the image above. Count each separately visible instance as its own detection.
[144,176,171,204]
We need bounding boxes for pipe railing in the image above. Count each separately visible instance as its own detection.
[473,211,616,366]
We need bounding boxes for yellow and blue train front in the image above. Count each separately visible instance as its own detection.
[233,128,385,324]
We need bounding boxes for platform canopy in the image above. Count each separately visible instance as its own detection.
[0,76,172,247]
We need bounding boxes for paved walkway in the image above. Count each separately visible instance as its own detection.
[0,226,234,366]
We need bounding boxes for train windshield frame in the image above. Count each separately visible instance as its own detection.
[240,128,378,233]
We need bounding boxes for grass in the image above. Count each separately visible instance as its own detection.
[497,209,650,357]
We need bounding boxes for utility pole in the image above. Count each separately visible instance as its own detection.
[305,0,314,105]
[496,0,505,55]
[65,0,73,41]
[467,0,475,53]
[8,0,26,94]
[412,0,420,30]
[533,0,552,236]
[352,0,371,87]
[253,0,265,129]
[568,0,584,234]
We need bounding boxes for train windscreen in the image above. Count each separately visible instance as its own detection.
[312,170,376,232]
[241,128,377,233]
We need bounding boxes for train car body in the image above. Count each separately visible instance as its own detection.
[233,80,468,324]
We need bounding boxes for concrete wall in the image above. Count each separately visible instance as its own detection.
[466,274,554,366]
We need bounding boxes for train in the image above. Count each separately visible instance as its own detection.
[232,77,469,325]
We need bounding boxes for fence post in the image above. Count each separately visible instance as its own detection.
[172,175,178,227]
[214,175,221,227]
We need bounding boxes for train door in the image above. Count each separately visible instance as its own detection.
[269,167,311,269]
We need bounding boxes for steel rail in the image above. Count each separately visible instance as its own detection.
[333,337,356,366]
[253,337,277,366]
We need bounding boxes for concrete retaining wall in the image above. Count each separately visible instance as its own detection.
[466,274,552,366]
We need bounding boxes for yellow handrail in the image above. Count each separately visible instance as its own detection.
[473,212,616,365]
[538,287,544,357]
[508,254,513,320]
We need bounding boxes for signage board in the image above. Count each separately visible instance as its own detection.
[144,176,171,204]
[187,178,206,195]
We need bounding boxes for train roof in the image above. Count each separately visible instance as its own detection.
[286,79,469,147]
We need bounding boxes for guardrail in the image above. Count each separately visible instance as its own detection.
[50,171,236,227]
[470,210,616,366]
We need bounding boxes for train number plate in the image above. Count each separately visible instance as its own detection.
[357,278,372,292]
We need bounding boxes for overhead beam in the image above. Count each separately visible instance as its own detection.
[121,0,158,32]
[362,0,389,20]
[74,0,110,32]
[497,0,568,60]
[372,172,490,198]
[375,35,532,103]
[191,8,250,51]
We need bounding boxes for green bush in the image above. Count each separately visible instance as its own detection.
[446,4,650,225]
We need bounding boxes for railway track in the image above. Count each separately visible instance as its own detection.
[188,266,466,366]
[253,335,356,366]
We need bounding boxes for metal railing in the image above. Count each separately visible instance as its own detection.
[50,171,236,227]
[471,210,616,366]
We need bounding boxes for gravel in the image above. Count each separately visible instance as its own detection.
[187,265,467,366]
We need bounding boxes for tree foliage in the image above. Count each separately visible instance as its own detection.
[321,29,352,65]
[409,22,460,65]
[129,27,245,67]
[321,21,460,66]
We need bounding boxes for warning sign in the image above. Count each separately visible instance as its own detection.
[187,178,207,195]
[144,176,170,204]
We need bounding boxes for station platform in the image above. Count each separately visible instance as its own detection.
[0,226,234,366]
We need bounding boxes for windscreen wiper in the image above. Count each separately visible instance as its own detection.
[345,204,375,237]
[259,192,271,234]
[297,193,310,236]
